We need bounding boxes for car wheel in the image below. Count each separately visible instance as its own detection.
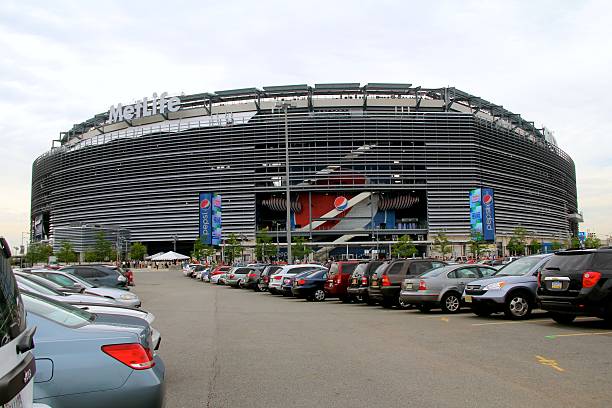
[471,305,493,317]
[441,293,461,313]
[504,291,532,320]
[417,304,431,313]
[550,313,576,325]
[253,283,262,292]
[381,298,394,309]
[313,289,326,302]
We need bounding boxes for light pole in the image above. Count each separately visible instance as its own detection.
[275,101,295,263]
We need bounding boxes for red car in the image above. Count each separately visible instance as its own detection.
[324,261,360,302]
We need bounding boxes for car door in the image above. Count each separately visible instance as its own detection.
[455,266,481,293]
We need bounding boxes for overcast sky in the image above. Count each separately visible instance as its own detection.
[1,0,610,249]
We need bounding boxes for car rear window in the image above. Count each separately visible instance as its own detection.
[421,265,454,278]
[306,270,326,279]
[22,292,92,328]
[372,262,389,276]
[341,263,359,274]
[0,247,26,343]
[386,262,405,275]
[546,252,594,272]
[352,263,368,277]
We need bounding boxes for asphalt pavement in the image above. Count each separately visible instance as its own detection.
[133,269,612,408]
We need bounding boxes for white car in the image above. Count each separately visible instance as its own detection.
[15,275,120,306]
[29,270,142,307]
[268,264,326,295]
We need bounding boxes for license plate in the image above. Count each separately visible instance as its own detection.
[352,279,357,284]
[3,393,23,408]
[405,283,412,289]
[329,282,333,287]
[371,282,378,287]
[551,281,563,289]
[464,295,472,303]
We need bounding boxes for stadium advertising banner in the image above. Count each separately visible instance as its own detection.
[212,194,222,246]
[199,192,213,245]
[470,188,496,242]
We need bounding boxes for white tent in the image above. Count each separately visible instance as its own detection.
[145,252,165,261]
[150,251,190,261]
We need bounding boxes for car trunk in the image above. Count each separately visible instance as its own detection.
[540,252,594,297]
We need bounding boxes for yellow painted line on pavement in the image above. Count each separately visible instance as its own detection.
[545,331,612,340]
[440,317,449,322]
[536,355,565,372]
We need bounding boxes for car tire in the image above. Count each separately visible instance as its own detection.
[365,297,376,306]
[471,305,493,317]
[313,289,326,302]
[253,283,262,292]
[398,298,412,309]
[440,292,462,313]
[550,313,576,325]
[504,291,532,320]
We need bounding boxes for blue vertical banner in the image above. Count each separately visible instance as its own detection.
[199,192,213,245]
[211,194,222,246]
[469,188,483,239]
[481,188,496,242]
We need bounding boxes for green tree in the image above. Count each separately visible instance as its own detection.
[291,236,312,262]
[507,227,528,255]
[56,241,77,263]
[129,242,147,261]
[392,235,418,258]
[25,242,53,264]
[224,234,242,264]
[568,236,581,249]
[93,231,113,261]
[256,228,277,261]
[468,233,487,258]
[529,239,542,255]
[432,232,452,260]
[84,250,97,263]
[191,238,215,261]
[551,241,563,251]
[584,236,601,249]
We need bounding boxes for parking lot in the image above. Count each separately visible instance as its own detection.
[135,269,611,408]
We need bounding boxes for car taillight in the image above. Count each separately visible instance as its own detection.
[264,277,269,283]
[102,343,155,370]
[274,275,282,280]
[297,279,306,285]
[248,273,257,278]
[582,271,601,288]
[537,271,542,288]
[382,275,391,287]
[418,280,427,291]
[229,274,235,279]
[361,276,368,285]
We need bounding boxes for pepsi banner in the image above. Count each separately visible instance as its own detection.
[211,194,222,246]
[469,188,496,242]
[199,192,213,245]
[481,188,496,242]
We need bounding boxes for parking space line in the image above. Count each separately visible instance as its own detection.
[545,331,612,339]
[535,355,565,372]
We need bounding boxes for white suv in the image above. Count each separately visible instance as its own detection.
[268,264,325,295]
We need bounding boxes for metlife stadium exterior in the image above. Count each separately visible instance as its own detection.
[31,83,580,257]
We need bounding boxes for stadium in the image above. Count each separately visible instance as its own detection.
[31,83,580,259]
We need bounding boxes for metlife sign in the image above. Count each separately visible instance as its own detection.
[107,92,180,124]
[469,188,496,242]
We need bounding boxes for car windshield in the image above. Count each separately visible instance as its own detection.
[16,276,63,296]
[495,256,544,276]
[22,291,93,327]
[420,265,454,278]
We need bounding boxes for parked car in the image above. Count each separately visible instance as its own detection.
[60,264,129,289]
[281,267,326,296]
[324,261,360,302]
[0,237,39,408]
[256,265,283,292]
[15,273,120,306]
[210,265,231,284]
[200,267,211,282]
[23,291,165,408]
[291,269,329,301]
[346,260,385,304]
[28,270,141,307]
[182,264,198,277]
[370,259,447,308]
[192,265,208,280]
[225,267,253,288]
[537,249,612,324]
[401,264,497,313]
[268,264,325,295]
[241,265,268,290]
[463,254,552,319]
[106,265,135,286]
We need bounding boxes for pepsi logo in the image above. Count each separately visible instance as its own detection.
[334,196,349,211]
[200,199,211,209]
[483,194,493,205]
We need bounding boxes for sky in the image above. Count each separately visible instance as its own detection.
[1,0,611,249]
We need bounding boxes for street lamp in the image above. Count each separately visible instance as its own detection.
[275,101,295,263]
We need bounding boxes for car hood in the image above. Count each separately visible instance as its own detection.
[84,286,138,298]
[63,293,120,305]
[470,274,535,287]
[78,305,155,324]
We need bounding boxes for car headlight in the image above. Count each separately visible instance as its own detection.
[120,293,137,300]
[484,281,506,290]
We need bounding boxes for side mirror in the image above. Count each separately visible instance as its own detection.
[73,283,84,289]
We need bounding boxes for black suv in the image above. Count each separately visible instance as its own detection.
[346,260,384,304]
[369,259,446,308]
[538,249,612,324]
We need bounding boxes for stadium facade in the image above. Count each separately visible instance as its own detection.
[31,83,581,258]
